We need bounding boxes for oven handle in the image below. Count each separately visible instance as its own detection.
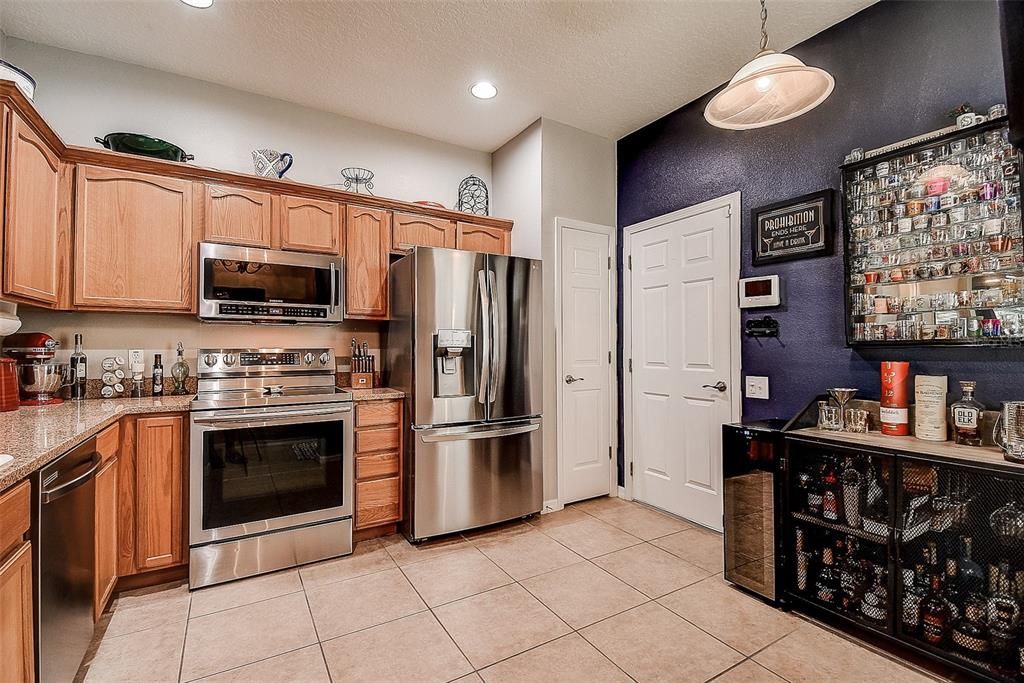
[193,406,352,429]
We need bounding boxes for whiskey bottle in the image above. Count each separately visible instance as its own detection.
[821,458,842,523]
[958,536,985,595]
[952,597,991,661]
[920,574,952,646]
[70,333,87,401]
[861,565,887,625]
[942,559,963,622]
[951,381,984,446]
[901,565,927,636]
[816,547,838,605]
[987,562,1021,674]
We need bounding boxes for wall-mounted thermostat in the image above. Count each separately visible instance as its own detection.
[739,275,781,308]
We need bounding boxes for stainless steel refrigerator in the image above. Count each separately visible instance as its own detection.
[387,247,542,541]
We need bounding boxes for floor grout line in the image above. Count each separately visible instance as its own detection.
[395,560,477,675]
[176,592,192,683]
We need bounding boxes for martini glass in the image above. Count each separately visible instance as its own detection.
[828,387,859,431]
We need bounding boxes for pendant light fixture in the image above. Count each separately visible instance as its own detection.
[704,0,834,130]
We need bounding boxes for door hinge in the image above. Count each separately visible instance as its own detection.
[779,456,787,472]
[608,446,612,460]
[608,256,612,270]
[608,351,612,364]
[628,255,632,270]
[628,358,633,372]
[629,461,634,477]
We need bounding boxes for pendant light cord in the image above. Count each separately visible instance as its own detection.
[759,0,770,51]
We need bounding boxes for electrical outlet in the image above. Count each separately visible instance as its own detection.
[745,375,769,400]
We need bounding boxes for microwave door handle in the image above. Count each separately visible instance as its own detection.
[329,262,338,313]
[478,269,491,405]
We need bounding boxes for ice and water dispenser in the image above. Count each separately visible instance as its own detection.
[433,329,475,398]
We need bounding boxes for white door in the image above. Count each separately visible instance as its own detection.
[559,224,613,504]
[628,199,736,530]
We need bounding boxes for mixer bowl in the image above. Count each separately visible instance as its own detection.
[17,362,71,404]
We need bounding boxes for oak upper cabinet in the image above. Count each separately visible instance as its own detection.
[94,423,119,621]
[345,205,391,319]
[203,184,273,248]
[3,108,70,308]
[391,212,454,254]
[0,481,33,683]
[456,222,509,255]
[118,414,186,576]
[74,165,197,312]
[278,195,342,255]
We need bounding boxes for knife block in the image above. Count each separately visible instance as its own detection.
[350,372,374,389]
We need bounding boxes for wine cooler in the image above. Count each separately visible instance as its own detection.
[784,435,1024,682]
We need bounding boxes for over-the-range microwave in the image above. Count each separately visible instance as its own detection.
[197,242,344,324]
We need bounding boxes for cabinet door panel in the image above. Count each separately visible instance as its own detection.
[134,415,184,571]
[345,205,391,319]
[456,222,508,255]
[94,458,118,621]
[355,400,401,428]
[74,166,196,311]
[3,110,69,307]
[355,477,400,529]
[204,184,273,247]
[0,542,34,683]
[279,196,342,255]
[392,212,454,253]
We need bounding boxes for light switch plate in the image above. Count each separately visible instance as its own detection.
[745,375,769,400]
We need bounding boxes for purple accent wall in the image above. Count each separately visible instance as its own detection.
[616,1,1013,480]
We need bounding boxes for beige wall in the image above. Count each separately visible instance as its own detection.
[5,38,490,206]
[16,308,383,379]
[492,120,542,259]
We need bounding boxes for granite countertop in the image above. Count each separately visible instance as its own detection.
[347,387,405,401]
[0,395,193,490]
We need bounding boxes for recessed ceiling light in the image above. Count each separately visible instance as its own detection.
[179,0,213,8]
[470,81,497,100]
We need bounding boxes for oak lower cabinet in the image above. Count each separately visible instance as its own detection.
[74,165,197,312]
[353,400,403,531]
[345,205,391,319]
[0,481,33,683]
[279,195,343,255]
[118,413,187,577]
[391,212,454,253]
[203,184,273,248]
[94,423,119,621]
[456,222,509,255]
[2,107,71,308]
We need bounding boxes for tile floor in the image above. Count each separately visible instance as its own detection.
[82,498,951,683]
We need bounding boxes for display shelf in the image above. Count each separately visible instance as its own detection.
[790,511,888,544]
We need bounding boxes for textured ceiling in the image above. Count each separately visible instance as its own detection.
[0,0,875,151]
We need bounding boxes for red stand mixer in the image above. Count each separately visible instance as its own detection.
[3,332,71,405]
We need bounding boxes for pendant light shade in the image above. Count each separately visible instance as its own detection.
[704,0,835,130]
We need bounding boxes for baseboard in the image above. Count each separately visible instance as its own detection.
[617,485,628,499]
[542,498,564,514]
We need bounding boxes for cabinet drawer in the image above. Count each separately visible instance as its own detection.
[355,427,401,454]
[0,480,30,560]
[355,400,401,428]
[355,476,400,529]
[96,422,120,465]
[355,451,400,480]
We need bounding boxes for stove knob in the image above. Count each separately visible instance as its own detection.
[303,352,315,365]
[203,354,218,368]
[319,352,331,366]
[222,354,236,367]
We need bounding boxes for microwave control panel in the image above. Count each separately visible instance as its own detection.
[217,303,328,319]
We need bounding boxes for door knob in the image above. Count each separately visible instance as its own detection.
[565,374,585,384]
[702,381,727,392]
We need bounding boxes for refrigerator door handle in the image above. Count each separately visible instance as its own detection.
[477,269,491,405]
[487,269,499,405]
[416,419,541,443]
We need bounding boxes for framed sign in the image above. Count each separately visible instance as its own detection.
[751,189,834,265]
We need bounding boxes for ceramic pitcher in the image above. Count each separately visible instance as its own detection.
[251,149,293,178]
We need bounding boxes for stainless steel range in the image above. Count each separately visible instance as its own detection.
[189,347,353,589]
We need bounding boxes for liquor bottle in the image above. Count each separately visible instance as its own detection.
[821,458,842,523]
[861,565,887,625]
[987,562,1021,674]
[816,547,839,605]
[920,574,952,645]
[795,527,810,592]
[152,354,164,397]
[958,536,986,596]
[942,559,963,622]
[902,568,924,636]
[951,381,984,446]
[69,333,87,401]
[952,597,991,661]
[170,342,190,395]
[839,538,865,612]
[880,361,910,436]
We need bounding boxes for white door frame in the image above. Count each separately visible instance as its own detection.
[554,217,618,506]
[621,192,742,503]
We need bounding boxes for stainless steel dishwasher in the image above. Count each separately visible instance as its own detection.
[32,437,99,683]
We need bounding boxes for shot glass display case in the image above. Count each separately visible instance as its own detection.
[842,118,1023,345]
[784,433,1024,682]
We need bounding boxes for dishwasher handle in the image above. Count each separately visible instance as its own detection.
[42,454,100,504]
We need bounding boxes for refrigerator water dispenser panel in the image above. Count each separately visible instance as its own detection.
[434,329,475,397]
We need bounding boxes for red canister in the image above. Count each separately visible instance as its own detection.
[0,358,20,412]
[880,361,910,436]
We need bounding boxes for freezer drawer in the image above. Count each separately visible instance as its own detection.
[407,419,542,541]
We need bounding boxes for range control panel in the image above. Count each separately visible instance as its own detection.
[197,348,335,375]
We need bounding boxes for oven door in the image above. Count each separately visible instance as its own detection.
[189,402,354,545]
